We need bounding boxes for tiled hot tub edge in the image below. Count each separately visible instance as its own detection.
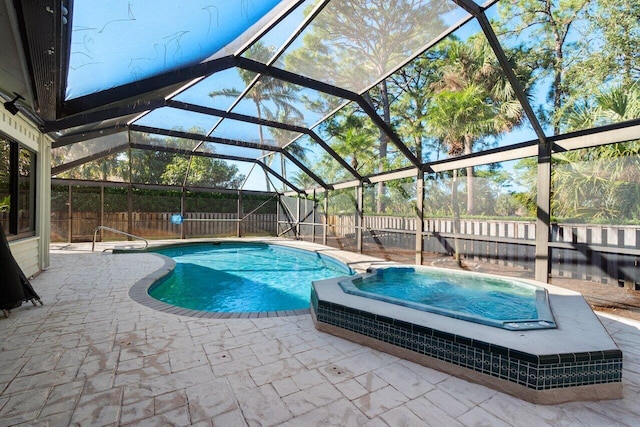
[311,288,623,404]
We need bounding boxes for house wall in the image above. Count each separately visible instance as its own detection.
[1,109,51,277]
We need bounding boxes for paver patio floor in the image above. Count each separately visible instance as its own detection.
[1,241,639,426]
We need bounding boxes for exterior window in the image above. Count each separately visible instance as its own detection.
[18,147,36,233]
[0,134,36,237]
[0,140,9,231]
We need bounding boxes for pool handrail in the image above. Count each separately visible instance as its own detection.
[92,226,149,252]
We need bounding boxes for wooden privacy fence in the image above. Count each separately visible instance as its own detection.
[51,212,278,242]
[322,215,640,289]
[49,208,639,288]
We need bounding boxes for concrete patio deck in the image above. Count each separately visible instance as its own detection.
[1,240,639,426]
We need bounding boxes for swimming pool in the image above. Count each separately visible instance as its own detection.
[340,267,555,330]
[148,242,352,313]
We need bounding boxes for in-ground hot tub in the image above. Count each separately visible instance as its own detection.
[340,266,556,330]
[311,266,623,404]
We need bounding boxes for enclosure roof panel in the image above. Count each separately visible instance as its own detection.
[229,74,347,129]
[4,0,637,195]
[275,0,469,94]
[66,0,286,99]
[134,106,221,134]
[52,131,129,167]
[173,68,257,111]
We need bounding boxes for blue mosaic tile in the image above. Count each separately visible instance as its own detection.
[313,300,622,391]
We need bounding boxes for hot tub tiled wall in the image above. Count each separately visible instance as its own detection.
[311,289,623,402]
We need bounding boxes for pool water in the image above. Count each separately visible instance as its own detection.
[346,267,552,327]
[149,242,352,312]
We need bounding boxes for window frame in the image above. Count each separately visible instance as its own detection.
[1,133,37,240]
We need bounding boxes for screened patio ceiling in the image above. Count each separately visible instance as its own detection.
[1,0,639,194]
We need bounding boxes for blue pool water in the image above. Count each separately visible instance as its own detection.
[340,267,555,329]
[149,242,352,312]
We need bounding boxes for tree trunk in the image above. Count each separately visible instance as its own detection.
[465,135,474,215]
[256,103,271,192]
[377,80,391,214]
[553,39,563,136]
[414,135,422,162]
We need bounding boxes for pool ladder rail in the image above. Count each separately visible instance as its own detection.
[92,226,149,252]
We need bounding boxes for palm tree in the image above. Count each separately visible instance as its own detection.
[291,170,318,190]
[285,0,454,213]
[565,83,640,130]
[552,84,640,221]
[266,110,311,185]
[323,113,377,173]
[210,42,303,191]
[428,35,526,215]
[426,36,527,266]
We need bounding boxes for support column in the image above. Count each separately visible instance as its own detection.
[237,190,242,238]
[415,172,424,266]
[296,196,301,239]
[127,147,133,240]
[323,190,328,246]
[127,184,133,240]
[100,185,104,241]
[38,136,51,269]
[180,188,186,239]
[276,195,281,236]
[67,184,72,243]
[311,190,316,243]
[535,142,552,283]
[356,184,363,253]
